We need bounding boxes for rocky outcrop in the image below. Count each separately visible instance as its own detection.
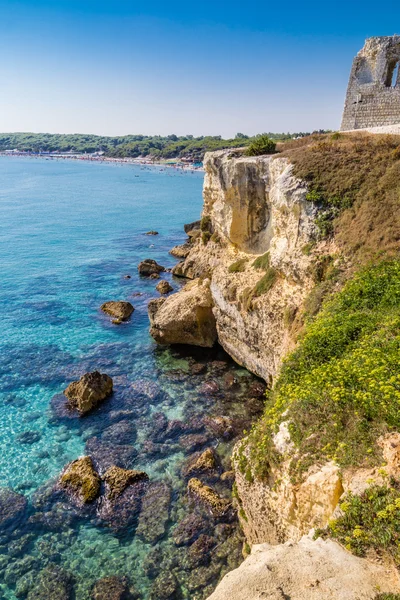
[138,259,165,276]
[100,301,134,321]
[169,243,191,258]
[59,456,101,504]
[91,576,137,600]
[64,371,113,415]
[148,279,217,347]
[207,534,400,600]
[156,280,173,294]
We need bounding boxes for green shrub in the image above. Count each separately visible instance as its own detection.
[201,231,211,244]
[246,259,400,480]
[246,135,276,157]
[316,484,400,565]
[375,595,400,599]
[253,268,277,297]
[200,215,212,232]
[252,252,270,270]
[228,258,248,273]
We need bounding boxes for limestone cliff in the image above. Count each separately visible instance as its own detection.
[163,149,318,382]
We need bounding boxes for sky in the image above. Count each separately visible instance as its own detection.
[0,0,399,137]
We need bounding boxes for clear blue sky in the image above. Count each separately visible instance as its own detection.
[0,0,399,136]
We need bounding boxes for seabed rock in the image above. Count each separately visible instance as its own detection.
[136,481,171,543]
[85,437,138,475]
[26,564,73,600]
[59,456,101,504]
[101,420,137,445]
[188,478,232,519]
[182,448,219,479]
[173,513,210,546]
[103,466,149,500]
[149,571,180,600]
[138,259,165,276]
[0,488,27,532]
[64,371,113,415]
[91,575,139,599]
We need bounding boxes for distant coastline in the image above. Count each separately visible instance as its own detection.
[0,151,204,172]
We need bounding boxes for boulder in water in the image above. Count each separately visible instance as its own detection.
[59,456,101,504]
[64,371,113,415]
[136,481,171,544]
[156,280,173,295]
[26,564,73,600]
[100,301,134,322]
[138,259,165,276]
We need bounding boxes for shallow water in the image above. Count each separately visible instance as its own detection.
[0,157,264,599]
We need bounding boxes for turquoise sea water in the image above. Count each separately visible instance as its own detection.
[0,157,263,599]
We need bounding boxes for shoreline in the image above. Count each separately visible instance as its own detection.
[0,152,204,172]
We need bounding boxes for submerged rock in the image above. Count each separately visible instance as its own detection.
[0,488,27,532]
[182,448,219,479]
[103,466,149,500]
[100,301,135,321]
[101,420,137,445]
[64,371,113,415]
[85,437,138,475]
[16,431,41,445]
[156,280,173,295]
[98,478,148,533]
[59,456,101,504]
[26,564,73,600]
[91,575,138,599]
[138,259,165,276]
[173,513,210,546]
[188,478,232,518]
[149,571,180,600]
[185,534,216,568]
[136,481,171,543]
[205,416,235,440]
[148,279,217,348]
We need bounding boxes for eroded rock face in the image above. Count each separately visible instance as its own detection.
[59,456,101,504]
[64,371,113,415]
[100,301,135,321]
[169,244,191,259]
[138,259,165,276]
[206,534,400,600]
[148,279,217,347]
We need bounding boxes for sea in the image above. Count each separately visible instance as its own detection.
[0,157,263,599]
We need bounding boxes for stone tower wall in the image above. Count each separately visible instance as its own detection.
[341,36,400,130]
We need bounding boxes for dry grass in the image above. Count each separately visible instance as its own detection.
[280,133,400,265]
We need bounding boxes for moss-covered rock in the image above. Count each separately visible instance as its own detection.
[59,456,101,503]
[182,448,219,478]
[64,371,113,415]
[187,478,232,518]
[103,466,149,500]
[100,301,134,321]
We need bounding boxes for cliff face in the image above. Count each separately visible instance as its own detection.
[170,149,318,382]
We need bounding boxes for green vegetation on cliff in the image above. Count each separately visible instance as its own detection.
[246,259,400,480]
[316,483,400,564]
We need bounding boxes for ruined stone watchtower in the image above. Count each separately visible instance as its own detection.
[341,36,400,130]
